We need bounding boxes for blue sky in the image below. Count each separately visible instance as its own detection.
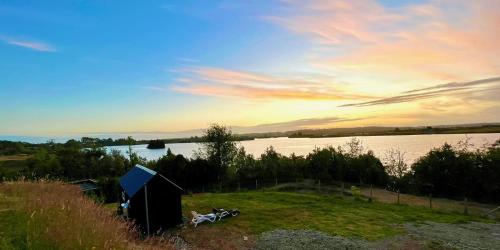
[1,0,499,138]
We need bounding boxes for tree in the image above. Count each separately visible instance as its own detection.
[199,124,237,183]
[307,147,335,181]
[147,139,165,149]
[344,137,364,157]
[231,147,259,181]
[384,148,408,204]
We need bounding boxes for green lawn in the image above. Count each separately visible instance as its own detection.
[182,191,487,241]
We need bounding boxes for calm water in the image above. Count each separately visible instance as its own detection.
[106,133,500,164]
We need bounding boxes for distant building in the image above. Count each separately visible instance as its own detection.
[119,165,183,234]
[71,179,99,193]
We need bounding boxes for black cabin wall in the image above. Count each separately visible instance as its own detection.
[121,175,182,234]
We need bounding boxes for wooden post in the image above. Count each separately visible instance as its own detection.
[369,184,373,202]
[255,179,258,190]
[275,177,278,186]
[464,197,469,215]
[429,193,433,209]
[318,179,321,192]
[397,190,400,204]
[144,184,150,236]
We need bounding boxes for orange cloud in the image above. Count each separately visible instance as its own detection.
[169,67,373,101]
[272,0,500,83]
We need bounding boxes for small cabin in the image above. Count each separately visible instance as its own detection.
[119,165,183,234]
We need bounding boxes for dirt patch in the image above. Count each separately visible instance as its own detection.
[179,225,255,250]
[255,229,370,250]
[405,222,500,250]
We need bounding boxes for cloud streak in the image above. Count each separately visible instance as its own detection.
[232,116,368,133]
[341,77,500,107]
[0,36,56,52]
[403,77,500,94]
[167,67,373,101]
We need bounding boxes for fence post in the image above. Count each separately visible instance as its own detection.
[369,184,373,202]
[318,179,321,192]
[464,197,468,215]
[429,193,432,209]
[275,177,278,186]
[202,185,205,193]
[255,179,258,190]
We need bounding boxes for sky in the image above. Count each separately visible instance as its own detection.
[0,0,499,138]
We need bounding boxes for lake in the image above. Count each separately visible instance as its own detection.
[106,133,500,164]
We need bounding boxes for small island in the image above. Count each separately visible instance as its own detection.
[146,139,165,149]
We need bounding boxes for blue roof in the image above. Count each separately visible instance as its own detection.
[120,165,157,197]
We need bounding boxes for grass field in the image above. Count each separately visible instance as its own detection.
[178,191,496,249]
[266,181,500,219]
[1,181,498,249]
[360,187,500,219]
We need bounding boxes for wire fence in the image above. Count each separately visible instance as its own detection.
[182,178,500,219]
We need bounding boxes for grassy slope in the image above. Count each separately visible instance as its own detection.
[180,191,490,249]
[0,181,170,250]
[360,187,500,219]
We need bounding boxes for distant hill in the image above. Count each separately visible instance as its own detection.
[2,123,499,145]
[136,123,500,144]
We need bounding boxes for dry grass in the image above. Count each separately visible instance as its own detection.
[0,180,173,250]
[0,154,30,162]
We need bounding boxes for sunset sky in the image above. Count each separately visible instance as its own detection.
[1,0,499,137]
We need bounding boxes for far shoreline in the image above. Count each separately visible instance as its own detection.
[2,123,500,145]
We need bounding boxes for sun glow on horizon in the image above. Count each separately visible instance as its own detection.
[0,0,499,136]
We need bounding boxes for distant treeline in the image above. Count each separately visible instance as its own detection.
[288,124,500,138]
[1,124,499,149]
[0,140,48,155]
[67,135,255,147]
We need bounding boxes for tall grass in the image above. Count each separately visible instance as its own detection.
[0,180,172,249]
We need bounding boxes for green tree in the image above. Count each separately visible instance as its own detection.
[199,124,237,183]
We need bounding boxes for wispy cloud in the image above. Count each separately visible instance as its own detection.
[270,0,500,83]
[0,36,56,52]
[232,116,369,133]
[165,67,373,101]
[341,77,500,107]
[403,77,500,94]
